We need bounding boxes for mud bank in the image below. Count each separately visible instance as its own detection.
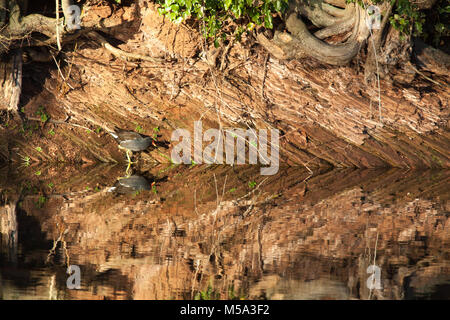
[0,1,448,169]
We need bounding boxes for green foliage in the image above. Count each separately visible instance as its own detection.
[20,155,31,167]
[427,0,449,47]
[389,0,426,37]
[194,282,220,300]
[343,0,448,45]
[152,126,160,139]
[388,0,449,44]
[194,283,246,300]
[36,195,47,208]
[156,0,289,43]
[36,106,49,123]
[135,125,144,133]
[227,284,247,300]
[156,0,446,49]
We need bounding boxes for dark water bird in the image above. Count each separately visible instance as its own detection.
[109,127,155,163]
[107,175,152,194]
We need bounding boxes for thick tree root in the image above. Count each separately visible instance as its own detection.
[258,2,369,65]
[0,2,57,55]
[323,0,347,8]
[314,14,355,40]
[297,2,342,27]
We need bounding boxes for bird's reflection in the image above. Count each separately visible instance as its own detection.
[107,175,152,195]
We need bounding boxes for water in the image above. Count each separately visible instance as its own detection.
[0,164,449,300]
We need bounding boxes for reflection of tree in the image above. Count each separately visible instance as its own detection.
[0,199,18,263]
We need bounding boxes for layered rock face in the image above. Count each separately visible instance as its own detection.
[0,1,448,169]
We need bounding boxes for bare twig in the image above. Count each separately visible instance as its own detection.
[261,53,269,101]
[26,116,92,131]
[56,0,62,51]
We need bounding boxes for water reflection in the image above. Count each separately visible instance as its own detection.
[0,164,449,300]
[107,175,152,195]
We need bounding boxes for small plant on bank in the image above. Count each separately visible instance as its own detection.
[135,125,144,133]
[152,126,160,139]
[194,282,220,300]
[36,195,47,208]
[157,0,448,49]
[155,0,289,44]
[19,154,31,167]
[36,106,49,123]
[388,0,426,37]
[346,0,449,43]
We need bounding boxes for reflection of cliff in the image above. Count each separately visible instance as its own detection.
[2,166,449,299]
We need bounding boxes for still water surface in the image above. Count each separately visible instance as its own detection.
[0,164,449,299]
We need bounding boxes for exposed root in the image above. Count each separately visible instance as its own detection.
[87,31,167,63]
[314,14,355,40]
[297,1,341,28]
[323,0,347,8]
[321,3,347,17]
[258,2,369,65]
[5,3,56,38]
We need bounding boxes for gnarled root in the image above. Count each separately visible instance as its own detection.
[258,1,369,65]
[0,2,58,55]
